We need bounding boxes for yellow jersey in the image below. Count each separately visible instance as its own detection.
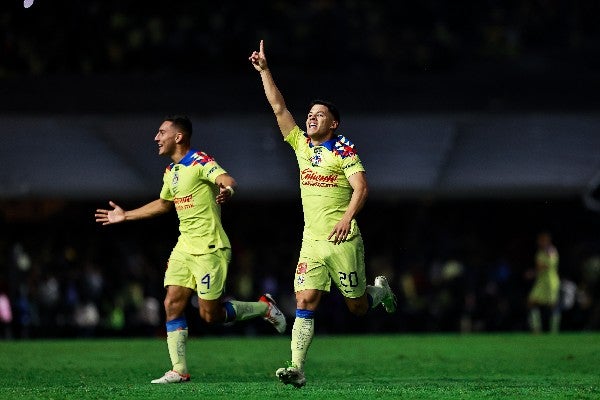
[285,126,365,241]
[160,150,230,254]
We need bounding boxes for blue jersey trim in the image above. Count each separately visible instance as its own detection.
[304,133,357,159]
[177,149,197,167]
[307,134,337,152]
[169,149,215,169]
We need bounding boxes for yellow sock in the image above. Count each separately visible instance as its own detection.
[291,310,315,370]
[529,308,542,333]
[227,300,268,321]
[166,328,188,374]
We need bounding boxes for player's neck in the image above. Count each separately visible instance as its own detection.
[170,146,191,163]
[309,131,335,146]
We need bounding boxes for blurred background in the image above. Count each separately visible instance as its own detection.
[1,0,600,338]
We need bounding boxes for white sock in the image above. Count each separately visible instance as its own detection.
[365,285,386,308]
[291,310,315,370]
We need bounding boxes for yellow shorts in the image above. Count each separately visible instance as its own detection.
[164,247,231,300]
[294,236,366,298]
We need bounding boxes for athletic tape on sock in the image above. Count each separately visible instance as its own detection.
[295,309,315,319]
[223,301,236,322]
[166,316,188,332]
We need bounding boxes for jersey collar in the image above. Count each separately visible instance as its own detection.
[306,133,338,151]
[174,149,197,167]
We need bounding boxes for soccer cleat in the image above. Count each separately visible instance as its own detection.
[375,276,397,313]
[259,293,287,333]
[276,365,306,388]
[150,370,191,384]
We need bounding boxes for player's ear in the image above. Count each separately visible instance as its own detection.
[331,120,339,130]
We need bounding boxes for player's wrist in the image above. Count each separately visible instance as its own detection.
[259,67,269,74]
[226,185,235,196]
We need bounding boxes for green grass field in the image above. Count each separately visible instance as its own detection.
[0,333,598,399]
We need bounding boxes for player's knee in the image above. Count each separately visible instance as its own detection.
[163,297,185,317]
[164,287,192,317]
[348,304,368,316]
[295,291,321,310]
[346,298,368,316]
[201,313,217,324]
[296,298,310,310]
[199,308,224,324]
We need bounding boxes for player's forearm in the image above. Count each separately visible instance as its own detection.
[344,184,368,222]
[259,69,287,116]
[215,173,236,189]
[259,69,296,137]
[125,199,171,221]
[345,172,368,221]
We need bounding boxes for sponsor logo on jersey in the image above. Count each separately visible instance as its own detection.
[174,194,194,211]
[300,168,338,188]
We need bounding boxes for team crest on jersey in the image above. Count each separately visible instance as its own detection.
[171,171,179,194]
[311,147,323,166]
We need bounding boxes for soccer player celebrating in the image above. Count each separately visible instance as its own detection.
[249,41,397,388]
[95,115,286,383]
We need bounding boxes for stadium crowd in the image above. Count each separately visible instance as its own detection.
[1,0,598,78]
[0,198,599,339]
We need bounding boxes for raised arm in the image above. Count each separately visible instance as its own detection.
[249,40,296,138]
[95,198,172,226]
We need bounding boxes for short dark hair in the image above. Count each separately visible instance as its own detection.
[164,114,193,137]
[308,99,340,123]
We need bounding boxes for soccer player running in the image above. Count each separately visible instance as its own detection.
[94,115,286,384]
[249,41,397,388]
